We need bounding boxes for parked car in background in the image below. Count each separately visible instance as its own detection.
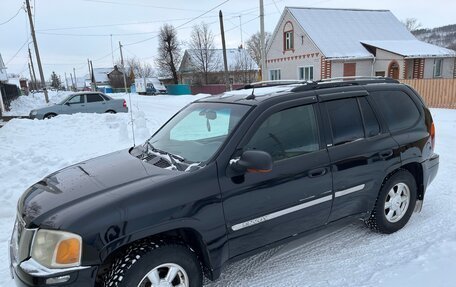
[135,77,167,95]
[29,92,128,119]
[11,77,439,286]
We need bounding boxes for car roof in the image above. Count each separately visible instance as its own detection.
[70,91,102,95]
[196,77,402,106]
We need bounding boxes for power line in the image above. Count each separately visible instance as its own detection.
[5,38,30,65]
[125,0,231,47]
[81,0,206,12]
[37,30,159,37]
[0,6,23,26]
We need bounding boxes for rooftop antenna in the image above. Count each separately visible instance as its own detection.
[119,41,136,147]
[245,85,255,100]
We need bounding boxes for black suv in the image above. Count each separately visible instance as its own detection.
[10,78,439,287]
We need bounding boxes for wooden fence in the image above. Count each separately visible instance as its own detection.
[401,79,456,109]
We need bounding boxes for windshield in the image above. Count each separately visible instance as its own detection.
[57,94,74,104]
[147,102,250,165]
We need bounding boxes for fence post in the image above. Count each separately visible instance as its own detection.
[0,86,6,115]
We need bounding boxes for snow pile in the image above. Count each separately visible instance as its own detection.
[0,100,455,286]
[3,91,72,116]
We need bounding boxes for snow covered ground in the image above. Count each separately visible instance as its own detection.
[0,92,455,286]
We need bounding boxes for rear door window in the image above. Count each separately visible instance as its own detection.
[87,94,104,103]
[359,97,380,137]
[371,91,420,132]
[326,98,364,146]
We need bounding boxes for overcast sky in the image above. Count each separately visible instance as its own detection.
[1,0,455,79]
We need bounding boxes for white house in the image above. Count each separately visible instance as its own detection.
[266,7,456,81]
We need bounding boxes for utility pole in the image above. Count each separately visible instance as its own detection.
[28,47,37,90]
[110,34,115,67]
[25,0,49,103]
[239,15,243,48]
[119,41,136,146]
[73,67,77,91]
[219,10,230,91]
[70,73,75,91]
[28,62,34,93]
[90,60,97,90]
[64,72,69,91]
[260,0,267,81]
[87,59,92,91]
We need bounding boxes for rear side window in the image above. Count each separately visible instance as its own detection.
[87,94,104,103]
[245,105,319,161]
[100,94,110,101]
[326,98,364,145]
[371,91,420,132]
[359,98,380,137]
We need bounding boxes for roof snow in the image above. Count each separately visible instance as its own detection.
[182,48,259,72]
[361,40,456,58]
[286,7,453,59]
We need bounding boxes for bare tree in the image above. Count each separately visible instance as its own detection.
[246,31,272,68]
[232,48,257,84]
[402,18,422,31]
[188,22,218,84]
[115,57,156,79]
[156,24,182,84]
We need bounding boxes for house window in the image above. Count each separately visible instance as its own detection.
[270,69,281,81]
[284,31,293,50]
[433,59,443,78]
[299,66,314,81]
[283,21,294,51]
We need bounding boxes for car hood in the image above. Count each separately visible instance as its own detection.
[18,148,176,227]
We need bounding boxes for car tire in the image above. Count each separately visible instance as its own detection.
[105,110,116,114]
[366,170,417,234]
[44,113,57,119]
[102,240,203,287]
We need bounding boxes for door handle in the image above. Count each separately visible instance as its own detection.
[308,168,327,178]
[379,150,393,159]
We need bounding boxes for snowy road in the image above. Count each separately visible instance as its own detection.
[0,92,455,286]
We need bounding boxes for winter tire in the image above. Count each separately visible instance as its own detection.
[102,240,202,287]
[366,170,417,234]
[44,113,57,119]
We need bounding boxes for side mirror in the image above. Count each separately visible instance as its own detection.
[231,150,273,174]
[65,102,70,106]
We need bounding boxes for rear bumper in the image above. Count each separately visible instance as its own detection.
[422,153,439,193]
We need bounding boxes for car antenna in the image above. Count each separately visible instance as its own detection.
[119,41,136,146]
[245,86,255,100]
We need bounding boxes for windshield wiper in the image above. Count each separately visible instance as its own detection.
[145,141,186,163]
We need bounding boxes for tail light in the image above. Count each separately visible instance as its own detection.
[123,99,127,108]
[430,122,435,152]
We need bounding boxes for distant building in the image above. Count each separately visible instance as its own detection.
[179,48,259,85]
[266,7,456,81]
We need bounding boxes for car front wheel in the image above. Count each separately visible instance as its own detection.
[102,240,202,287]
[366,170,417,234]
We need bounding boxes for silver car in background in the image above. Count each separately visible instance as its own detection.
[29,92,128,119]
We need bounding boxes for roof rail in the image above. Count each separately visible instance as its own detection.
[291,77,400,93]
[238,80,309,90]
[319,76,399,83]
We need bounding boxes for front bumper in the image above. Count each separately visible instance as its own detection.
[12,259,98,287]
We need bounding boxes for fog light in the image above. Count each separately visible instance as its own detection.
[46,275,70,284]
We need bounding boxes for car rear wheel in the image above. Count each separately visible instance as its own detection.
[105,110,116,114]
[102,240,202,287]
[44,113,57,119]
[366,170,417,234]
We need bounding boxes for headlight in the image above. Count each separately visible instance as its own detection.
[31,229,82,268]
[30,110,37,116]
